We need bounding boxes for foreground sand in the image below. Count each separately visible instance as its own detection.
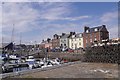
[14,62,118,78]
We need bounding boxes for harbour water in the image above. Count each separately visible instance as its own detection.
[13,67,29,72]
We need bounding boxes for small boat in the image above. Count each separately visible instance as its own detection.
[26,56,39,69]
[2,63,16,73]
[41,61,53,68]
[50,58,61,65]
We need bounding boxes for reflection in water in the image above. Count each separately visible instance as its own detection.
[13,67,29,72]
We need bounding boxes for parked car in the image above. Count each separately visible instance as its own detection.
[68,49,74,52]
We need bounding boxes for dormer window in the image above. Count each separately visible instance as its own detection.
[86,30,89,33]
[72,35,75,38]
[94,28,98,31]
[79,34,82,37]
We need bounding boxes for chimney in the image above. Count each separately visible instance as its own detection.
[73,32,75,35]
[84,26,89,32]
[70,32,73,35]
[70,32,76,35]
[102,25,106,28]
[62,33,66,36]
[47,38,51,43]
[42,39,44,42]
[53,34,58,39]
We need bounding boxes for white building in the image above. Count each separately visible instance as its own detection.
[60,33,70,50]
[60,32,84,50]
[69,33,83,49]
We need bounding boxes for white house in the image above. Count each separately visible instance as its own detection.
[69,33,83,49]
[60,33,70,50]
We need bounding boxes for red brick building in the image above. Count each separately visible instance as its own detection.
[52,34,61,49]
[83,25,109,48]
[39,39,52,50]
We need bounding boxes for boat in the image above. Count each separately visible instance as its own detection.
[41,61,53,68]
[26,56,39,69]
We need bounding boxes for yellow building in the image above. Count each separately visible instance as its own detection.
[69,33,83,49]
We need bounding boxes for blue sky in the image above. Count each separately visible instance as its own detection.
[2,2,118,44]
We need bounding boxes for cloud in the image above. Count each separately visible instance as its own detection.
[1,0,119,2]
[2,2,117,44]
[2,2,89,33]
[37,3,91,21]
[42,15,91,21]
[100,11,118,23]
[63,16,91,21]
[2,3,40,33]
[108,26,118,39]
[1,2,73,43]
[0,3,2,43]
[99,11,118,39]
[39,5,70,20]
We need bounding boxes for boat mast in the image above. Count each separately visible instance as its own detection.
[20,33,22,56]
[20,33,22,45]
[11,24,15,54]
[11,24,14,43]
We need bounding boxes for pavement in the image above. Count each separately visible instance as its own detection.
[13,62,118,78]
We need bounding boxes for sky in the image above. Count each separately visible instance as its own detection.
[1,2,118,44]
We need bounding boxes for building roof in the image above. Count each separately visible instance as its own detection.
[0,42,14,49]
[85,25,108,33]
[69,33,83,38]
[60,34,70,38]
[75,33,83,38]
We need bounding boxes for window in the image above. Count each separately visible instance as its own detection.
[61,40,63,42]
[100,32,103,37]
[86,30,89,33]
[75,44,77,49]
[79,38,81,41]
[94,34,96,38]
[72,43,73,46]
[86,40,88,43]
[64,44,66,46]
[86,35,88,38]
[79,34,82,37]
[72,35,75,38]
[79,42,81,45]
[94,28,98,31]
[90,34,92,38]
[95,38,97,41]
[90,39,92,42]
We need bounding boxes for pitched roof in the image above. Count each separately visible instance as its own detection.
[75,33,83,38]
[61,34,70,38]
[85,25,108,33]
[69,33,83,38]
[0,42,13,48]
